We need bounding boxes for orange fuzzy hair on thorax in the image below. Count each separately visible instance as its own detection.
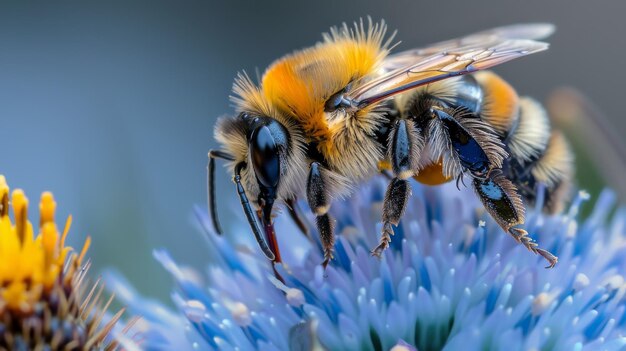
[260,20,392,142]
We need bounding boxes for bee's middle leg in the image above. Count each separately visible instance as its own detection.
[371,119,420,257]
[371,178,411,257]
[307,162,335,268]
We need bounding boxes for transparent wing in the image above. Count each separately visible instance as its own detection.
[384,23,554,70]
[349,23,554,107]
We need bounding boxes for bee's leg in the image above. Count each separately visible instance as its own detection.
[473,171,558,268]
[207,149,235,235]
[371,178,411,257]
[233,162,276,261]
[371,119,418,257]
[455,172,467,190]
[306,162,335,268]
[285,197,310,238]
[509,227,558,268]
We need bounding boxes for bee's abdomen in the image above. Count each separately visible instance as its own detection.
[505,97,552,164]
[474,71,521,137]
[492,97,574,214]
[474,71,574,213]
[507,130,574,214]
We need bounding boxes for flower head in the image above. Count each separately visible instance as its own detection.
[116,178,626,351]
[0,175,124,350]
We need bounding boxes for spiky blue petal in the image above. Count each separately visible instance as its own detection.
[112,179,626,351]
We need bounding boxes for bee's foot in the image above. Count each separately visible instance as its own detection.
[370,244,387,258]
[508,227,526,243]
[321,250,334,270]
[371,222,394,258]
[510,227,557,268]
[537,248,558,269]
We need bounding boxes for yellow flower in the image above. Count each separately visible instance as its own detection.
[0,175,124,350]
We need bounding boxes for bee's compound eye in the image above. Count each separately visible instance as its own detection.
[324,91,344,112]
[250,125,280,188]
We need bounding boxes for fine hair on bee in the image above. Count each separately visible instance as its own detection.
[208,18,573,272]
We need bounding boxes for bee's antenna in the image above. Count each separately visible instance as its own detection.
[234,162,276,261]
[208,149,235,235]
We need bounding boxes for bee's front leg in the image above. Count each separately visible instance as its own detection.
[371,119,423,257]
[307,162,335,269]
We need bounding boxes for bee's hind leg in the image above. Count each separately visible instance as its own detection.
[307,162,335,269]
[371,119,422,258]
[509,227,558,268]
[473,171,558,268]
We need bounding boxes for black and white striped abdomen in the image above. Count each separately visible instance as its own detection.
[474,71,575,214]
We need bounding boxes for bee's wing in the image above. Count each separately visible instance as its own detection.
[383,23,554,70]
[349,23,554,107]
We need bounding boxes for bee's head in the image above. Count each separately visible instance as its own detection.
[211,74,308,259]
[244,114,288,223]
[215,111,307,223]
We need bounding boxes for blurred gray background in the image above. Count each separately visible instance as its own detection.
[1,1,624,302]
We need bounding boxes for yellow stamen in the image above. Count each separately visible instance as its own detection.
[0,177,88,314]
[39,191,56,227]
[79,236,91,264]
[3,281,27,311]
[42,222,59,268]
[0,175,8,217]
[12,190,28,244]
[0,175,125,350]
[60,215,72,250]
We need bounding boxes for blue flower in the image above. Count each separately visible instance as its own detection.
[111,178,626,351]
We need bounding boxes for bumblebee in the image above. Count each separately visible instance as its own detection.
[208,20,572,269]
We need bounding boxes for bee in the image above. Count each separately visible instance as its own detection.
[208,20,572,269]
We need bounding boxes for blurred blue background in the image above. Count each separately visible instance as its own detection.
[1,1,625,301]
